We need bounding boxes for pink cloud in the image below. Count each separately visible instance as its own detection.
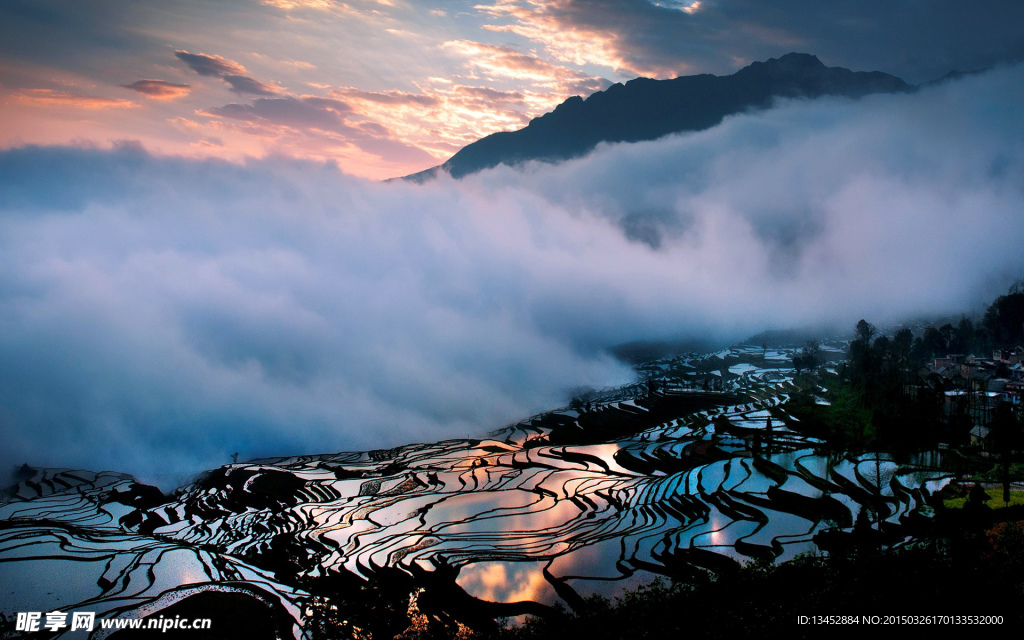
[13,88,137,109]
[121,79,192,99]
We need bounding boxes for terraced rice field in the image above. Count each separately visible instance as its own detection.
[0,346,950,638]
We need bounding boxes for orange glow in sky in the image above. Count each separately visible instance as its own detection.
[0,1,632,180]
[2,1,1012,179]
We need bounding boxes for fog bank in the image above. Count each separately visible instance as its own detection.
[1,64,1022,486]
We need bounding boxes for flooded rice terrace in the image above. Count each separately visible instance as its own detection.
[0,344,951,638]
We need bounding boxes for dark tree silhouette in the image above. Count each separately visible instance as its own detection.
[989,403,1022,505]
[983,282,1024,348]
[792,340,820,375]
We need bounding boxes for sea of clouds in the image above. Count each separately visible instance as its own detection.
[1,64,1022,487]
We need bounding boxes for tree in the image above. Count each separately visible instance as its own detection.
[890,328,914,392]
[805,339,821,363]
[982,283,1024,348]
[939,323,957,353]
[921,326,947,360]
[956,317,976,354]
[848,321,878,394]
[792,340,820,375]
[855,320,876,345]
[989,403,1022,505]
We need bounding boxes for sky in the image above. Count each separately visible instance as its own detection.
[2,2,1024,486]
[2,0,1023,179]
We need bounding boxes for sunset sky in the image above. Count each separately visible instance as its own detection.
[2,0,1022,179]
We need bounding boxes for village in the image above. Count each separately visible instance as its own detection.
[928,347,1024,446]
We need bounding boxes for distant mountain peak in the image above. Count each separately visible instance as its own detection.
[402,53,912,182]
[770,52,825,67]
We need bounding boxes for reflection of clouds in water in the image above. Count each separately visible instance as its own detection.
[455,560,556,604]
[430,485,593,551]
[423,490,541,530]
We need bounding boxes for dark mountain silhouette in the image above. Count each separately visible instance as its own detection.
[403,53,911,181]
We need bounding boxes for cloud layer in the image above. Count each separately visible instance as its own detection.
[1,65,1022,487]
[474,0,1024,83]
[5,0,1023,178]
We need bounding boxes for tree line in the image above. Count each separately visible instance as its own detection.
[789,282,1024,453]
[913,280,1024,360]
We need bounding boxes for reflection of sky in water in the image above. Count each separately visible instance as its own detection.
[697,460,729,493]
[0,530,237,620]
[777,473,822,497]
[856,459,898,496]
[548,537,628,579]
[0,556,106,612]
[456,560,558,604]
[426,490,559,533]
[733,469,775,494]
[558,444,636,476]
[740,510,815,547]
[691,518,760,548]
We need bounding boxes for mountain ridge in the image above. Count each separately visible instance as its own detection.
[403,53,912,181]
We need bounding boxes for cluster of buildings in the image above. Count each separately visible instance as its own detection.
[927,347,1024,445]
